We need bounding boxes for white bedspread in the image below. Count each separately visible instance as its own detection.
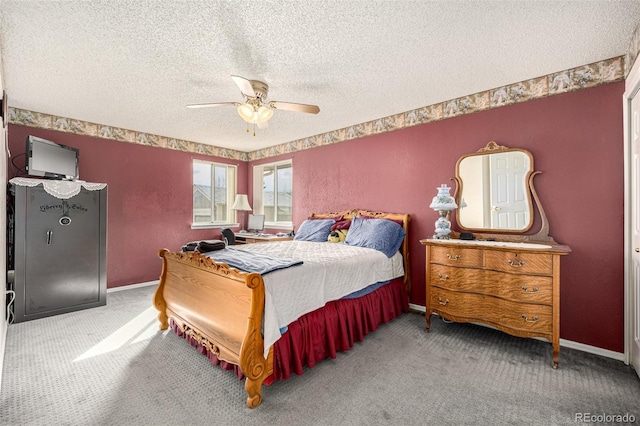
[235,240,404,357]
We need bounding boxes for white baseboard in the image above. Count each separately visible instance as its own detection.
[409,303,426,313]
[410,304,625,362]
[107,280,159,293]
[559,339,625,362]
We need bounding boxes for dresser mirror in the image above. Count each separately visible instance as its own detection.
[452,141,555,243]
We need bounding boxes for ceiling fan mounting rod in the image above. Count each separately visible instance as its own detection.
[248,80,269,100]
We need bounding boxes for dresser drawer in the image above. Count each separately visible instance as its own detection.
[484,250,553,275]
[483,270,553,304]
[430,264,483,288]
[430,265,553,304]
[430,246,483,268]
[429,288,553,334]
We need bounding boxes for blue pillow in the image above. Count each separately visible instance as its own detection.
[344,217,406,257]
[294,219,335,242]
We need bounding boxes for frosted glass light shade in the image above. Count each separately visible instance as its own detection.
[237,103,255,122]
[237,103,273,124]
[257,105,273,122]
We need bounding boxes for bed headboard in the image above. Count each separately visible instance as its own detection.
[308,209,411,292]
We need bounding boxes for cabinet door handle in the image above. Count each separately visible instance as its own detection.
[437,297,449,306]
[437,273,450,281]
[521,286,539,293]
[446,254,461,261]
[46,230,53,245]
[508,259,525,267]
[521,314,539,323]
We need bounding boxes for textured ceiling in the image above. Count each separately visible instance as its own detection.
[1,1,640,153]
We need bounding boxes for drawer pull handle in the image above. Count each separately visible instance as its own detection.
[446,254,461,261]
[437,297,449,306]
[521,314,539,323]
[508,259,525,267]
[437,273,450,281]
[521,286,539,293]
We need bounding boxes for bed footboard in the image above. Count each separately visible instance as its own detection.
[153,249,273,408]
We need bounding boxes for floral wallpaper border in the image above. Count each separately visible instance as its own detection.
[8,55,629,162]
[8,108,250,161]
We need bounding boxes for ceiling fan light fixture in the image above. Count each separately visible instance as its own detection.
[257,105,273,122]
[190,75,318,133]
[237,103,255,122]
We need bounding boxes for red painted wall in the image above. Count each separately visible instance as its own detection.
[7,81,625,352]
[7,126,248,288]
[251,81,625,352]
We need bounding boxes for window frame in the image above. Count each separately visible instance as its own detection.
[253,159,293,229]
[191,159,238,229]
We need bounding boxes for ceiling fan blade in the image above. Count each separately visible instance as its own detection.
[269,101,320,114]
[257,120,269,130]
[231,75,256,97]
[186,102,238,109]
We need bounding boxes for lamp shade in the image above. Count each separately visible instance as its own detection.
[429,184,458,211]
[231,194,252,211]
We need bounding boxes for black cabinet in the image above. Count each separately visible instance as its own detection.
[10,180,107,322]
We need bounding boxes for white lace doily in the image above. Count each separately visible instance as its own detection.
[10,177,107,200]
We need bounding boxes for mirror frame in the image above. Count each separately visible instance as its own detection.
[451,141,556,243]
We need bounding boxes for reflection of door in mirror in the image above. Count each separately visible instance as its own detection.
[457,148,532,231]
[489,152,530,229]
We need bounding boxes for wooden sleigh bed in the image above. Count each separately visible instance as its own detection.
[153,209,411,408]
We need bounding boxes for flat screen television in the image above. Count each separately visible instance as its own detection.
[25,136,79,180]
[247,214,265,232]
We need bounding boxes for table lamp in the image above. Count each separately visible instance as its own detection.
[429,184,458,239]
[231,194,253,232]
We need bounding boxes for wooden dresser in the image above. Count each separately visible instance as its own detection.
[420,239,571,368]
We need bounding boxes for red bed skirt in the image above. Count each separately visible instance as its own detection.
[170,277,409,384]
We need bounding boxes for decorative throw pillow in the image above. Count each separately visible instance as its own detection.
[331,219,352,231]
[358,213,404,227]
[294,219,336,242]
[344,217,405,257]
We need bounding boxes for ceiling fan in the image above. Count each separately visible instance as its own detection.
[187,75,320,135]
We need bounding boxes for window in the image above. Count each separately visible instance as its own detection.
[192,160,237,226]
[253,160,292,226]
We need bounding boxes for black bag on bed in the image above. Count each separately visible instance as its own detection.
[181,241,199,252]
[181,240,225,253]
[196,240,226,252]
